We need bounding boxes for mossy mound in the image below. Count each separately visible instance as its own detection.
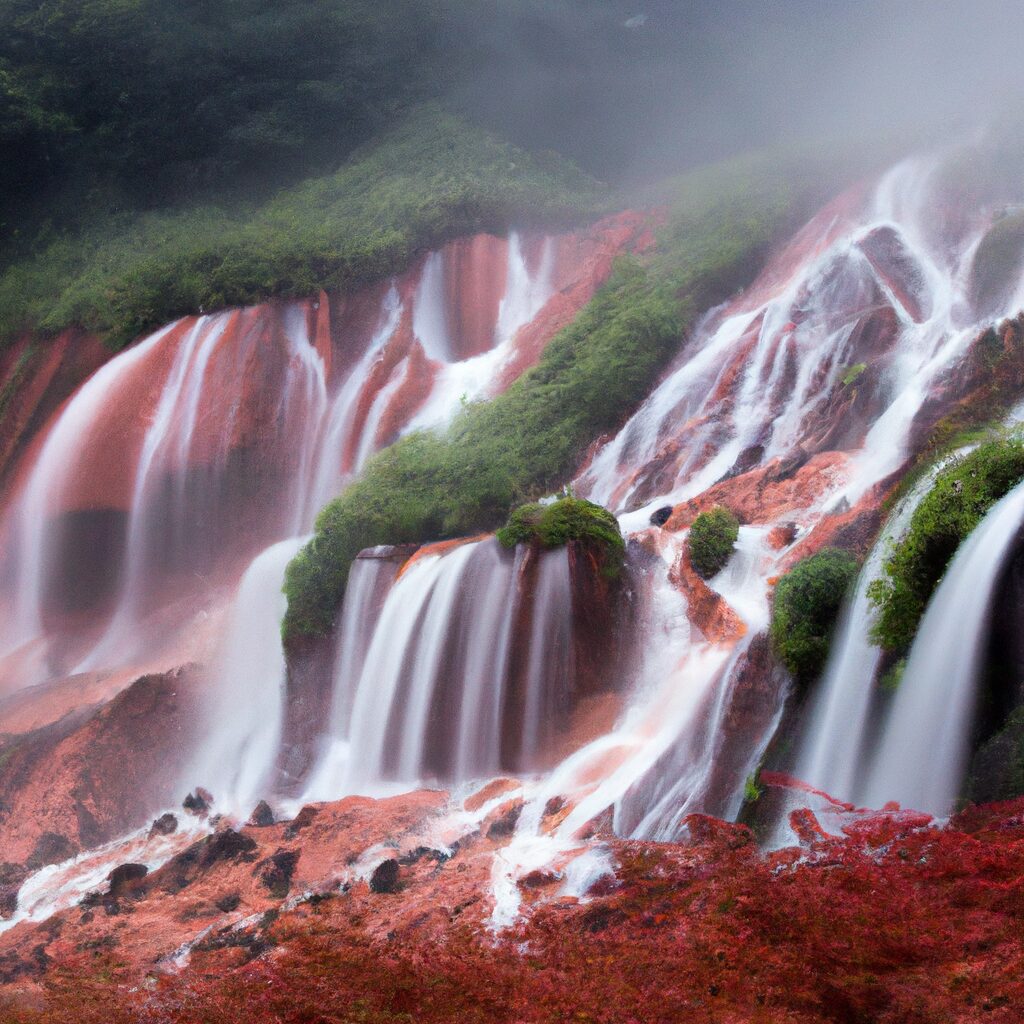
[496,497,624,577]
[868,439,1024,652]
[770,548,859,685]
[688,506,739,579]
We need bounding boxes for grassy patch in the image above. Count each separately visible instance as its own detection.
[868,438,1024,652]
[0,107,605,349]
[688,506,740,579]
[770,548,860,686]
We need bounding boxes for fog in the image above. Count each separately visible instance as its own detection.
[451,0,1024,183]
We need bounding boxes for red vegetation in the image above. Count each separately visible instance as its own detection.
[5,792,1024,1022]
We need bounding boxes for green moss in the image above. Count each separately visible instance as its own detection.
[496,496,624,577]
[868,439,1024,652]
[0,107,605,349]
[688,506,740,579]
[281,148,837,646]
[841,362,867,387]
[743,772,763,804]
[770,548,860,685]
[879,658,907,694]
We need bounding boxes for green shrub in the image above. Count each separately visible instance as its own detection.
[496,496,624,577]
[770,548,860,685]
[688,506,740,579]
[868,439,1024,652]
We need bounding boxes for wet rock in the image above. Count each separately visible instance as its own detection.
[248,800,275,827]
[182,787,213,816]
[148,812,178,837]
[107,862,148,897]
[257,849,299,900]
[0,864,27,919]
[283,804,319,839]
[215,893,241,913]
[485,799,523,839]
[649,505,674,527]
[369,858,400,894]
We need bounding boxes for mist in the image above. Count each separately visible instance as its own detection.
[450,0,1024,183]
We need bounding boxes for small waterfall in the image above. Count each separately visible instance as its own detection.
[859,479,1024,814]
[412,251,452,362]
[495,233,555,343]
[519,548,574,765]
[793,461,957,802]
[185,536,308,815]
[304,538,582,799]
[0,322,178,666]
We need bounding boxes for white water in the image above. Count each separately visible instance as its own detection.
[859,480,1024,813]
[794,460,961,803]
[303,539,582,800]
[184,536,309,816]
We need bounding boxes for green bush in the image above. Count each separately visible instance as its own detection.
[496,496,624,577]
[688,505,740,579]
[868,439,1024,652]
[770,548,860,685]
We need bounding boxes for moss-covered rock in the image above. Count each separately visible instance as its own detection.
[868,438,1024,652]
[769,548,859,685]
[688,506,739,579]
[496,496,624,577]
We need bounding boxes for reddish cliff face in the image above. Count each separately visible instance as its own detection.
[3,786,1024,1023]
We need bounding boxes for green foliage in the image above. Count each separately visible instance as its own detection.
[282,149,821,645]
[688,505,740,579]
[0,0,456,219]
[879,657,907,694]
[868,439,1024,652]
[841,362,867,387]
[496,496,624,576]
[743,773,763,803]
[770,548,860,685]
[0,108,604,347]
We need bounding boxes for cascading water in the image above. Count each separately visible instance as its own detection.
[859,480,1024,814]
[184,536,309,816]
[304,538,579,800]
[0,228,569,693]
[792,460,959,804]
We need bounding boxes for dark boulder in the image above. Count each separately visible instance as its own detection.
[369,858,400,894]
[257,849,299,899]
[182,788,213,816]
[149,812,178,837]
[106,862,148,897]
[649,505,674,527]
[248,800,275,827]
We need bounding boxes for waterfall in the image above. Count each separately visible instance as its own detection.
[303,538,583,800]
[184,536,308,816]
[793,460,959,803]
[0,229,565,693]
[859,480,1024,814]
